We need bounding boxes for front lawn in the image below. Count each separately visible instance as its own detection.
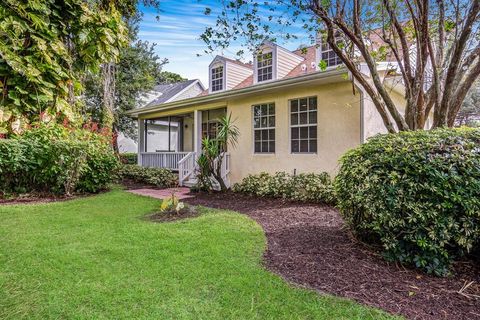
[0,190,395,319]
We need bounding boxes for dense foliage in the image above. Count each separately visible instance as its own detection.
[119,152,138,164]
[0,123,118,195]
[233,172,336,204]
[117,164,177,188]
[83,38,167,141]
[335,128,480,276]
[0,0,128,134]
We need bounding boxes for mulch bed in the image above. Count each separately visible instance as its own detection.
[0,193,87,206]
[185,192,480,320]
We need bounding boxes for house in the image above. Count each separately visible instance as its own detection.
[118,80,205,153]
[128,39,413,187]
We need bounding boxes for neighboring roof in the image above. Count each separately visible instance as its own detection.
[146,80,203,106]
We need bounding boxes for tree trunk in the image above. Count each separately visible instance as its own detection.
[213,155,227,191]
[112,126,119,154]
[101,62,116,130]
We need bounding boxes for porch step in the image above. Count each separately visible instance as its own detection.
[182,178,198,188]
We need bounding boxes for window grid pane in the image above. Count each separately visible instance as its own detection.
[253,103,275,153]
[211,66,224,92]
[290,97,318,153]
[257,52,273,82]
[321,41,343,67]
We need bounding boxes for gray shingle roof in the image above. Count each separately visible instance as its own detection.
[146,80,197,106]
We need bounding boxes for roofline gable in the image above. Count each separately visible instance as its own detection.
[164,79,205,103]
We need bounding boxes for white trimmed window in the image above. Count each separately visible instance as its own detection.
[253,103,275,153]
[290,97,317,153]
[321,41,343,67]
[256,51,273,82]
[211,65,224,92]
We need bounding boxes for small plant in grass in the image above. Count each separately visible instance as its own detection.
[156,193,196,220]
[160,193,183,214]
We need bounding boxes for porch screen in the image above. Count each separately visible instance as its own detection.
[145,117,181,152]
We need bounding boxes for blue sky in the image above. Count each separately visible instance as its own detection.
[138,0,309,85]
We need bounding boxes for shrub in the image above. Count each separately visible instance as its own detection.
[119,153,138,164]
[335,128,480,276]
[0,124,119,195]
[117,164,177,188]
[233,171,335,204]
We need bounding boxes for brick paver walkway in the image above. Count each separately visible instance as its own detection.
[128,187,194,200]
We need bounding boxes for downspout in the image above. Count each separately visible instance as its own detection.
[359,86,365,144]
[144,120,148,152]
[349,72,366,144]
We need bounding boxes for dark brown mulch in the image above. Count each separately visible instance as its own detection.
[147,206,200,222]
[0,193,86,206]
[185,192,480,320]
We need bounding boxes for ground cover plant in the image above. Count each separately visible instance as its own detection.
[335,127,480,276]
[117,164,177,188]
[233,172,336,204]
[0,189,396,319]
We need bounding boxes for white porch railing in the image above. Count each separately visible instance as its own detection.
[139,152,189,170]
[139,151,231,188]
[178,152,197,186]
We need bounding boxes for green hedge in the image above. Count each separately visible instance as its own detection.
[233,172,335,204]
[117,164,177,188]
[119,153,138,164]
[335,128,480,276]
[0,124,119,195]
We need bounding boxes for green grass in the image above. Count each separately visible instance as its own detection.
[0,189,398,319]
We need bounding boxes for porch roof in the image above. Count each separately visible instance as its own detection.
[127,68,349,118]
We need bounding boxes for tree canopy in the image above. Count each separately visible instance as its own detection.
[201,0,480,132]
[0,0,128,134]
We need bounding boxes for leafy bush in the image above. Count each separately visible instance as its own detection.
[233,171,335,204]
[0,124,119,195]
[335,128,480,276]
[119,153,138,164]
[117,164,177,188]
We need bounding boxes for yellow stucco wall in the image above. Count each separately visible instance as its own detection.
[140,81,362,183]
[226,82,361,183]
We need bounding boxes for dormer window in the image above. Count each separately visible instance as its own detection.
[211,65,224,92]
[256,51,273,82]
[321,42,342,67]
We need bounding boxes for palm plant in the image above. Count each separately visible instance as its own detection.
[196,113,239,191]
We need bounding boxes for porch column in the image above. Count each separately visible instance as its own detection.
[193,110,202,156]
[137,118,145,165]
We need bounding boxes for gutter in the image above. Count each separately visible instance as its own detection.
[127,68,347,117]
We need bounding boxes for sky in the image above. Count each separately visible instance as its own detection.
[138,0,309,86]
